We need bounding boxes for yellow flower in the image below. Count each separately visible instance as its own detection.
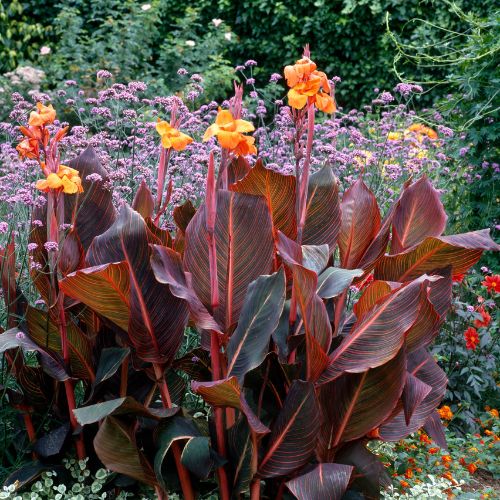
[387,131,402,141]
[203,108,256,156]
[155,120,193,151]
[36,165,83,194]
[29,102,56,127]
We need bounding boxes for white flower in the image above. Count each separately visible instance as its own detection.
[40,46,51,55]
[224,32,232,41]
[141,3,151,10]
[212,18,223,27]
[185,40,196,47]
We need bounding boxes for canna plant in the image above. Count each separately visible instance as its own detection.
[1,52,499,500]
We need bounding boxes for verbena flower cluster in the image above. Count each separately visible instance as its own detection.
[1,68,497,242]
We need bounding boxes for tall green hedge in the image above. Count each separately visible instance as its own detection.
[1,0,494,106]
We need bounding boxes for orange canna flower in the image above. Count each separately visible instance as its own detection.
[284,57,336,113]
[464,327,480,350]
[36,165,83,195]
[16,138,39,159]
[482,275,499,293]
[406,123,438,141]
[155,120,193,151]
[29,102,56,127]
[284,57,318,87]
[203,108,256,156]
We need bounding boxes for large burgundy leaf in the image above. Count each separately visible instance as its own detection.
[335,440,391,498]
[378,348,447,441]
[375,230,500,281]
[87,205,189,365]
[318,348,405,455]
[258,381,320,478]
[318,276,432,384]
[26,306,94,380]
[286,463,353,500]
[0,328,68,381]
[391,176,447,254]
[191,377,269,435]
[184,190,274,330]
[132,180,154,219]
[230,159,297,240]
[227,155,251,185]
[303,164,341,252]
[401,372,432,426]
[60,262,130,331]
[65,146,117,251]
[339,178,380,268]
[227,269,286,383]
[94,416,157,486]
[151,245,221,332]
[352,280,393,319]
[277,233,331,381]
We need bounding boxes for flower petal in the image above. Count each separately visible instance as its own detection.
[287,88,308,109]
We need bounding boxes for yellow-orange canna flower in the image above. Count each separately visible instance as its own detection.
[29,102,56,127]
[155,120,193,151]
[203,108,256,156]
[36,165,83,194]
[284,57,336,113]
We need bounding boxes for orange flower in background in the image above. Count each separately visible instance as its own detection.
[428,447,439,454]
[482,274,499,293]
[28,102,56,127]
[441,455,452,468]
[474,306,491,329]
[467,463,478,474]
[489,409,499,418]
[16,138,39,159]
[203,108,256,156]
[36,165,83,195]
[399,480,410,489]
[464,327,480,350]
[419,433,432,444]
[437,406,454,420]
[155,120,193,151]
[284,57,336,113]
[406,123,438,141]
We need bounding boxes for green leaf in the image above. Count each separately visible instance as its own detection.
[74,397,177,426]
[317,267,364,299]
[227,269,286,383]
[94,347,130,386]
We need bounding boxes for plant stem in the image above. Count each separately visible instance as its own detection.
[249,430,260,500]
[153,363,195,500]
[119,354,129,397]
